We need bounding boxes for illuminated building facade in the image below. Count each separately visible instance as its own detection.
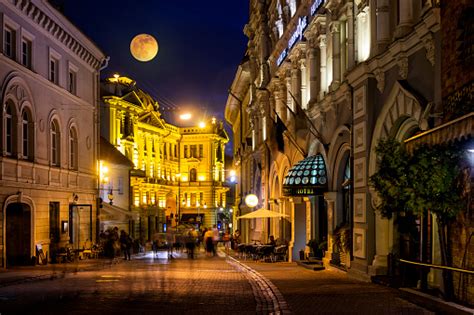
[226,0,440,279]
[101,76,229,240]
[0,0,105,266]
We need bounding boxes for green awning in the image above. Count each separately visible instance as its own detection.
[283,154,328,196]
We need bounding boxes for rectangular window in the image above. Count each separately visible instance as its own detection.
[21,38,31,68]
[199,144,203,158]
[4,27,14,58]
[49,202,60,243]
[22,119,28,157]
[49,58,58,83]
[190,145,197,158]
[68,70,76,94]
[184,145,188,158]
[118,177,124,194]
[191,193,196,207]
[199,192,203,205]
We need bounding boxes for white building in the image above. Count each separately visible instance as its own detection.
[0,0,106,266]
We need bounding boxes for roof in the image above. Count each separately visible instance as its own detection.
[100,137,134,168]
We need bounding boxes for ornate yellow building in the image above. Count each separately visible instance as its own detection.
[101,76,229,240]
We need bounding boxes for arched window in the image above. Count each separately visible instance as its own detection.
[69,127,78,170]
[189,168,197,182]
[21,109,34,160]
[51,119,60,166]
[4,102,15,156]
[341,157,351,224]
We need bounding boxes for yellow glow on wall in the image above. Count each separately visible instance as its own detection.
[198,175,206,181]
[181,175,188,181]
[357,7,371,62]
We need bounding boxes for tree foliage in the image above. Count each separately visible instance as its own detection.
[369,138,465,223]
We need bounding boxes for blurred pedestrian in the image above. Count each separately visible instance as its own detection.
[204,228,214,257]
[212,224,219,256]
[119,230,132,260]
[223,228,231,255]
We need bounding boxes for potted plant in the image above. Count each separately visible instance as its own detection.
[306,239,327,259]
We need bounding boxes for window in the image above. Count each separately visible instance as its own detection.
[5,102,14,156]
[118,177,124,194]
[22,110,32,159]
[69,127,77,170]
[49,202,60,243]
[21,38,31,68]
[51,120,60,166]
[4,27,14,59]
[49,57,58,84]
[189,168,197,182]
[190,145,197,158]
[184,145,188,158]
[199,144,203,158]
[68,69,76,94]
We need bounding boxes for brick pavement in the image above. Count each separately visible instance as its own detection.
[236,259,435,315]
[0,249,468,314]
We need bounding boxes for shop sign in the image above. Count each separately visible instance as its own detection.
[311,0,324,16]
[277,16,308,66]
[283,186,318,196]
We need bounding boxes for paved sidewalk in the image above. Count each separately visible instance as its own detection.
[0,256,131,288]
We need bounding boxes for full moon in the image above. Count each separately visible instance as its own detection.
[130,34,159,62]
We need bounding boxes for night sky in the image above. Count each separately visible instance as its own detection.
[62,1,249,131]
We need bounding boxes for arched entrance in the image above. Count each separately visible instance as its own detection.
[6,203,32,266]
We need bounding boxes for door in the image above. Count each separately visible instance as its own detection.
[6,203,31,266]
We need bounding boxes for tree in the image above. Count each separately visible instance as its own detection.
[370,138,466,300]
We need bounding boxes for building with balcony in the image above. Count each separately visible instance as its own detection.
[101,76,229,241]
[0,0,106,266]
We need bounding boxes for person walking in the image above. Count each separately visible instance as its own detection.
[212,224,219,256]
[223,229,231,255]
[119,230,132,260]
[204,228,214,257]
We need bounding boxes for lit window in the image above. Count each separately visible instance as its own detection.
[69,127,78,170]
[21,38,31,68]
[289,0,297,17]
[190,168,197,182]
[4,27,14,59]
[50,120,60,166]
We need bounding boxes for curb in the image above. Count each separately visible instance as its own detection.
[399,288,474,315]
[227,255,292,314]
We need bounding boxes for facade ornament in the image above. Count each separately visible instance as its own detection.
[422,34,435,66]
[319,35,327,48]
[329,21,340,34]
[373,68,385,93]
[397,54,409,80]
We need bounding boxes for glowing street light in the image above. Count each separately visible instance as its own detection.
[245,194,258,208]
[199,121,206,128]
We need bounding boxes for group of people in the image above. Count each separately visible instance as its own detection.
[99,227,134,260]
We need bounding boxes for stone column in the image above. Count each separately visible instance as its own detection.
[307,45,319,103]
[330,21,341,89]
[347,3,355,69]
[291,59,301,108]
[319,35,327,98]
[376,0,390,52]
[300,58,308,109]
[323,192,337,267]
[396,0,414,38]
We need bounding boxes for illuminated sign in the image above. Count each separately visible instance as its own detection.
[277,49,288,66]
[276,16,308,67]
[311,0,324,16]
[288,16,308,49]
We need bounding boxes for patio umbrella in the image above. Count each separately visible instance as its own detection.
[237,208,289,219]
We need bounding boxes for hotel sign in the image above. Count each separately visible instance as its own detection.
[277,16,308,66]
[283,186,323,196]
[311,0,324,16]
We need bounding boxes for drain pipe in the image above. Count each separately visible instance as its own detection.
[228,89,245,235]
[96,56,110,242]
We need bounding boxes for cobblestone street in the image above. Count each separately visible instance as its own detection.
[0,249,437,314]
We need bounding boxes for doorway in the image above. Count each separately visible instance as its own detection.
[69,204,92,249]
[6,203,32,266]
